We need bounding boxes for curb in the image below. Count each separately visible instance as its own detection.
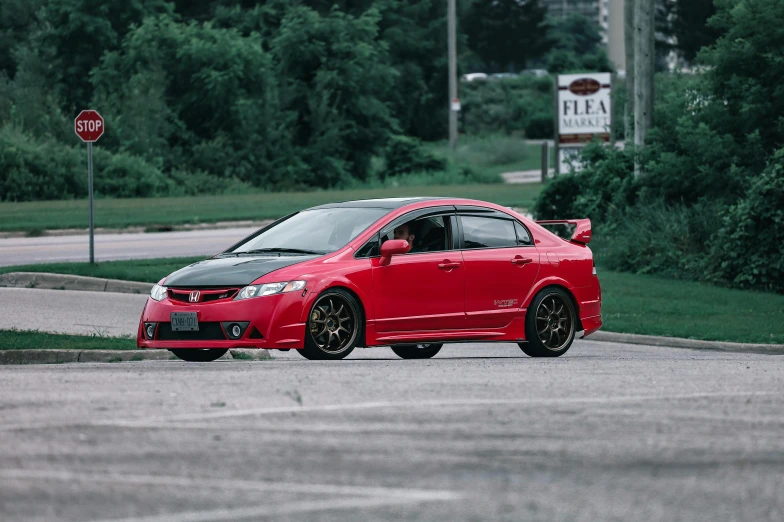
[0,219,272,239]
[0,349,272,365]
[0,272,153,294]
[587,331,784,355]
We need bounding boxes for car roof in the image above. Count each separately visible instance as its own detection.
[307,197,454,210]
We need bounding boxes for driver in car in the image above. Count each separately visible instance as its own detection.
[393,222,416,251]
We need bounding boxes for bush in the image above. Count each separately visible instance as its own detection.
[461,76,553,138]
[0,126,83,201]
[533,141,636,223]
[707,149,784,293]
[384,135,446,178]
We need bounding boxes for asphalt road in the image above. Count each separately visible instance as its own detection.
[0,227,259,267]
[1,343,783,521]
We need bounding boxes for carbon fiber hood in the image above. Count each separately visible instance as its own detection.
[164,255,317,287]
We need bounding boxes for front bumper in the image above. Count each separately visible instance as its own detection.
[137,291,307,350]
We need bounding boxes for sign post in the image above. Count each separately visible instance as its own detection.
[555,73,612,174]
[74,110,104,264]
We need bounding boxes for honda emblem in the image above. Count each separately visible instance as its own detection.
[189,291,200,303]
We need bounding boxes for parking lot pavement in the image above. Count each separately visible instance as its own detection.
[1,342,783,521]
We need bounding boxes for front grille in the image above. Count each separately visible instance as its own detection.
[157,322,226,341]
[168,288,239,303]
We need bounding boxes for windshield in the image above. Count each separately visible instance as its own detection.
[230,207,388,255]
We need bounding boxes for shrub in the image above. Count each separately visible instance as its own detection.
[707,149,784,293]
[384,135,446,178]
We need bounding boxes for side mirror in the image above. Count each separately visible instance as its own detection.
[379,239,411,265]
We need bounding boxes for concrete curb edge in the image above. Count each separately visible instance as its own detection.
[0,272,153,294]
[587,331,784,355]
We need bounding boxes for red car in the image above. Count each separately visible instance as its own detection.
[137,198,602,361]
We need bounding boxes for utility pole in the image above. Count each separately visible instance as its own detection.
[624,0,635,143]
[448,0,458,150]
[633,0,654,178]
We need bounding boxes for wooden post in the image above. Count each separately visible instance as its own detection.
[447,0,458,150]
[633,0,654,178]
[624,0,635,142]
[541,142,548,183]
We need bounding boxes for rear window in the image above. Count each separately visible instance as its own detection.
[461,216,517,249]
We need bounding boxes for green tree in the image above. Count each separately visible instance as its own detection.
[544,13,612,73]
[464,0,551,72]
[39,0,174,110]
[271,5,398,183]
[0,0,44,77]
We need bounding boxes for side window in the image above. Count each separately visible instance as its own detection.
[514,221,533,246]
[355,233,379,258]
[461,216,517,249]
[380,214,451,254]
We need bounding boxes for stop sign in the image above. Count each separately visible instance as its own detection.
[74,110,104,142]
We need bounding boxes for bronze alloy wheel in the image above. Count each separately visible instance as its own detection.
[299,289,361,360]
[535,294,574,351]
[390,343,443,359]
[519,288,576,358]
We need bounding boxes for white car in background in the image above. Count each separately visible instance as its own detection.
[461,72,488,82]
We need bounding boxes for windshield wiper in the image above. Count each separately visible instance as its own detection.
[235,248,327,256]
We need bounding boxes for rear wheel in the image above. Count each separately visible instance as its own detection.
[299,289,362,360]
[390,343,443,359]
[169,349,228,362]
[519,288,576,358]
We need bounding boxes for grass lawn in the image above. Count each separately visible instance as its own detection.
[3,258,783,345]
[599,270,784,345]
[427,135,553,176]
[0,329,136,350]
[0,183,542,233]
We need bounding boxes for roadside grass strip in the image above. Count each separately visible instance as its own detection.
[0,184,541,233]
[0,329,137,351]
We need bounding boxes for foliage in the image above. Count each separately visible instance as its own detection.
[708,149,784,293]
[544,13,613,74]
[383,135,445,178]
[461,76,553,138]
[463,0,550,73]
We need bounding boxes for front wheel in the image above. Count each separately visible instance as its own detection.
[299,289,362,360]
[519,288,576,358]
[390,343,443,359]
[169,349,228,362]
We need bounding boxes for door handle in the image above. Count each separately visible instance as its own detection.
[511,257,533,266]
[438,261,461,270]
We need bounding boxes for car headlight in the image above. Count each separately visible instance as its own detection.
[235,281,306,300]
[150,284,168,301]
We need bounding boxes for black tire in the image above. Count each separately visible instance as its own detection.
[299,288,363,361]
[519,287,576,358]
[390,343,443,359]
[169,349,228,362]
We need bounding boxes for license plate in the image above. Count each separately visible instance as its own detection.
[171,312,199,331]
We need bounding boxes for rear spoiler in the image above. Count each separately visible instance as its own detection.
[535,219,592,245]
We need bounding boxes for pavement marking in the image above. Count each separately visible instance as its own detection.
[0,469,461,521]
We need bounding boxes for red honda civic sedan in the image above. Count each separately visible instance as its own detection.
[137,197,602,361]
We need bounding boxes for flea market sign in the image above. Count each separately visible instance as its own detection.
[555,72,612,174]
[557,72,611,145]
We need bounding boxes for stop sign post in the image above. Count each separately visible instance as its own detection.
[74,110,104,264]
